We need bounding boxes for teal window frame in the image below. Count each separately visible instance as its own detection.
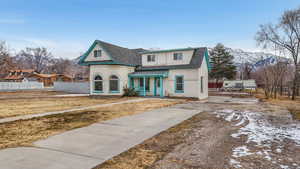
[94,75,103,93]
[175,75,184,93]
[109,75,120,93]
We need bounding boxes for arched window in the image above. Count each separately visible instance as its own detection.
[109,75,119,92]
[94,75,103,92]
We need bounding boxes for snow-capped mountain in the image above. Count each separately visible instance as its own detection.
[226,48,290,69]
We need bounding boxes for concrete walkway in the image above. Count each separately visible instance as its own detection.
[0,102,201,169]
[0,98,149,124]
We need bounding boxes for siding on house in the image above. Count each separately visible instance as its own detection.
[80,40,210,99]
[89,65,135,95]
[141,50,194,67]
[85,44,112,62]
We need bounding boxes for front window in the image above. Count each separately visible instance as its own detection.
[175,76,184,92]
[94,50,102,58]
[94,75,103,92]
[147,55,155,62]
[109,75,119,92]
[173,53,183,60]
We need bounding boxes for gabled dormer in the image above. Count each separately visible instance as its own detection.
[78,40,142,67]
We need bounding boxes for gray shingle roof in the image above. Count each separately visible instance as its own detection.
[96,40,142,66]
[80,40,208,70]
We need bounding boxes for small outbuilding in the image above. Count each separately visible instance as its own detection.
[222,79,257,91]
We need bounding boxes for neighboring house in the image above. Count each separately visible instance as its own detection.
[79,40,210,99]
[29,74,73,86]
[3,69,36,82]
[222,79,257,91]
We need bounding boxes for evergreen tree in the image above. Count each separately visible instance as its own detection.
[209,43,237,86]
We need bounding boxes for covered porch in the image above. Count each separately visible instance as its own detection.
[128,71,168,97]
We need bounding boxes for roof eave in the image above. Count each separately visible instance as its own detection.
[141,47,198,54]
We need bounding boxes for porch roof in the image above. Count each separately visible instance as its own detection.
[128,71,168,78]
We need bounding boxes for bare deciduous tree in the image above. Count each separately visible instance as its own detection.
[255,59,289,99]
[17,47,53,73]
[0,41,14,75]
[256,7,300,100]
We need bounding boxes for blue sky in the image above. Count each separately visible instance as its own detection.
[0,0,299,59]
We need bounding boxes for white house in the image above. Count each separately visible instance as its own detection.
[79,40,210,99]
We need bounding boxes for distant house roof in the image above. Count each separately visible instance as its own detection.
[79,40,210,70]
[32,74,56,78]
[9,69,35,73]
[30,74,73,79]
[4,69,36,80]
[4,75,24,80]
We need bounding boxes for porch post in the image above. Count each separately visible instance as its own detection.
[128,77,132,88]
[131,78,134,89]
[143,76,146,96]
[160,76,164,97]
[153,77,157,96]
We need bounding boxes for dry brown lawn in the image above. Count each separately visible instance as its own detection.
[0,99,183,149]
[0,90,65,98]
[254,89,300,120]
[0,96,131,118]
[267,99,300,120]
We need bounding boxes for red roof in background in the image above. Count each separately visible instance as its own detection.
[9,69,35,73]
[4,75,24,80]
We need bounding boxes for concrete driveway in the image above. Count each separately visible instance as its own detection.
[0,101,202,169]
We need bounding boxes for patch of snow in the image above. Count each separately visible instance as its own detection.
[263,150,272,161]
[276,148,282,153]
[230,159,242,168]
[232,146,253,157]
[256,151,263,155]
[225,113,236,122]
[280,165,290,169]
[214,109,300,168]
[235,117,246,126]
[232,112,300,146]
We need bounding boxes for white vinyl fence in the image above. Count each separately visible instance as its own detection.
[0,82,44,91]
[54,82,90,94]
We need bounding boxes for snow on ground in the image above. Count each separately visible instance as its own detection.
[232,146,253,158]
[214,109,300,168]
[230,159,242,168]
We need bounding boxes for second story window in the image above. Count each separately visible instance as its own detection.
[94,50,102,58]
[173,53,183,60]
[147,55,155,62]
